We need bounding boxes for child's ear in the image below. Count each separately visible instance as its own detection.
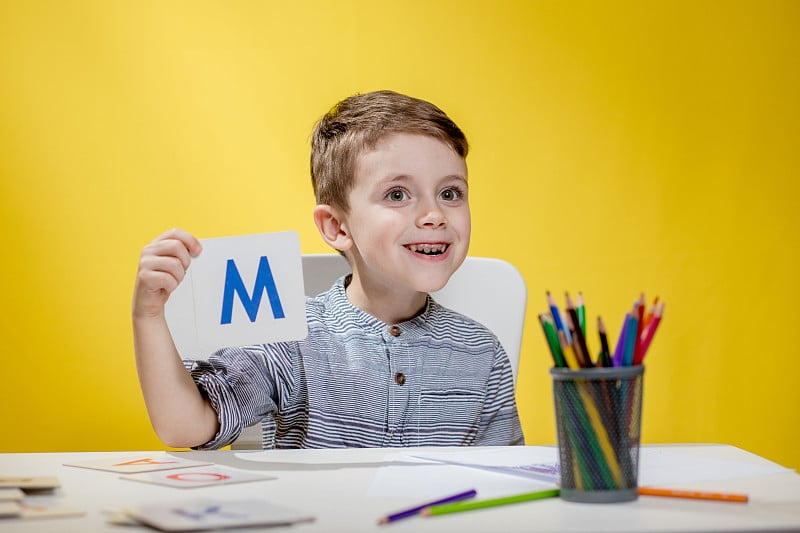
[313,204,353,252]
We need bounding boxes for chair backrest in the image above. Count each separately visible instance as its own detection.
[301,254,527,384]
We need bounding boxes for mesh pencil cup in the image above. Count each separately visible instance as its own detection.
[550,365,644,503]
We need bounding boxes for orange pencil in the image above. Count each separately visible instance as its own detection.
[643,296,660,329]
[638,486,748,503]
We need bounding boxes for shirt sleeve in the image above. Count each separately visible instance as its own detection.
[473,340,525,446]
[183,341,297,450]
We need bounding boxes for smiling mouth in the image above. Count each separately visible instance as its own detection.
[405,243,449,256]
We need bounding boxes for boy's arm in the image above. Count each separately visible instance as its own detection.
[474,341,525,446]
[132,228,219,448]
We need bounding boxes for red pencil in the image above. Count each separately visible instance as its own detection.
[638,302,665,361]
[632,294,646,365]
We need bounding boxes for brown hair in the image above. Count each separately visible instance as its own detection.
[310,90,468,212]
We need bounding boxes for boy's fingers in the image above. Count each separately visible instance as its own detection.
[139,254,187,286]
[134,229,201,318]
[144,235,197,272]
[159,228,203,258]
[137,269,181,295]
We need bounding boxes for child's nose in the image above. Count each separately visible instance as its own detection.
[417,202,447,228]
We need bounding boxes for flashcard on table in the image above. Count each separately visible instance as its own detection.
[104,506,145,526]
[120,466,275,488]
[64,455,214,474]
[18,502,86,519]
[0,501,21,517]
[165,231,308,360]
[127,498,314,532]
[0,488,24,501]
[0,476,60,490]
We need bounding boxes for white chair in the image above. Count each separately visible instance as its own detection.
[232,254,527,449]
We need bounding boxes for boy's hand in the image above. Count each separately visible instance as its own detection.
[133,228,203,319]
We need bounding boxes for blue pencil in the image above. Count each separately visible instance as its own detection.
[547,291,572,345]
[378,489,477,524]
[612,313,629,367]
[622,313,639,366]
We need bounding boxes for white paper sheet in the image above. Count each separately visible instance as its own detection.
[366,446,792,499]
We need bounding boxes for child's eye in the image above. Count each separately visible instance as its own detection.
[439,187,462,201]
[386,189,409,201]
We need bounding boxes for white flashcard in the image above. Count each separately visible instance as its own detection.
[0,488,24,501]
[0,476,60,490]
[120,466,275,488]
[165,231,308,359]
[127,498,314,531]
[0,501,21,517]
[18,503,86,519]
[64,455,214,474]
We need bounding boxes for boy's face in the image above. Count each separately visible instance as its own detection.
[341,132,470,296]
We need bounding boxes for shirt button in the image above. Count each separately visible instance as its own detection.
[395,372,406,385]
[389,326,402,337]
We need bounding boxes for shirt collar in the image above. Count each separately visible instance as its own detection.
[324,275,437,339]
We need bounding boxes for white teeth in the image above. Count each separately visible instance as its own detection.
[406,244,447,255]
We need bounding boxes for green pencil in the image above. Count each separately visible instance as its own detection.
[423,488,560,516]
[539,313,566,367]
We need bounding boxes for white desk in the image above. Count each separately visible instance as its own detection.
[1,445,798,532]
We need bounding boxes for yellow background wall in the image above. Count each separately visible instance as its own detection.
[1,1,797,469]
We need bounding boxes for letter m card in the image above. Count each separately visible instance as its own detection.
[165,231,307,359]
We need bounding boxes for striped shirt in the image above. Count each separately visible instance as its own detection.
[184,276,524,450]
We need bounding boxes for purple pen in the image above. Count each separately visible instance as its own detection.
[378,489,478,524]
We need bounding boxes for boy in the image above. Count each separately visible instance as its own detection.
[133,90,524,449]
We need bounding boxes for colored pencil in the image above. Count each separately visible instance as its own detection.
[597,316,612,367]
[558,330,580,369]
[612,313,629,367]
[564,306,592,368]
[638,302,665,362]
[622,312,639,367]
[576,292,586,335]
[539,313,566,368]
[638,486,748,503]
[632,295,646,365]
[565,293,591,366]
[575,385,623,487]
[547,291,572,345]
[643,296,660,330]
[423,489,560,516]
[560,381,604,489]
[378,489,477,524]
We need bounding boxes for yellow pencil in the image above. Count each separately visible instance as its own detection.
[558,331,580,369]
[576,385,623,488]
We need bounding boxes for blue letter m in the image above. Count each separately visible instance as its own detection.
[220,256,286,324]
